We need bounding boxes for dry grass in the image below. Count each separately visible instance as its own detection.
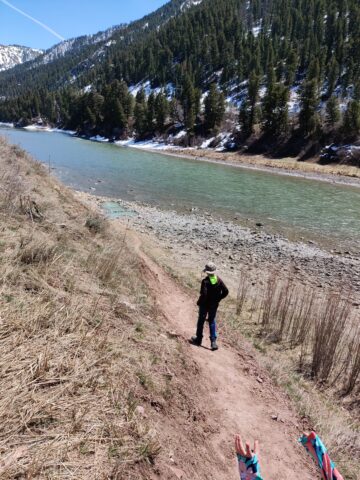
[225,270,360,479]
[173,148,360,179]
[255,274,360,395]
[0,139,210,479]
[150,251,360,478]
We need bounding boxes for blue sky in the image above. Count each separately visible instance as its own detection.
[0,0,168,50]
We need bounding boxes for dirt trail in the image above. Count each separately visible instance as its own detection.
[119,227,317,479]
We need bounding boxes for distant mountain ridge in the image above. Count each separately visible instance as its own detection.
[32,25,125,67]
[0,45,43,72]
[0,0,196,96]
[0,0,359,159]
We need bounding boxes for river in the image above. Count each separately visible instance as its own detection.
[1,127,360,251]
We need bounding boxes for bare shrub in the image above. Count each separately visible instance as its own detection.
[311,292,351,383]
[260,272,278,331]
[0,162,24,212]
[344,325,360,395]
[288,286,316,348]
[17,238,60,265]
[85,215,107,234]
[19,196,43,221]
[236,269,251,316]
[254,271,358,394]
[272,277,295,341]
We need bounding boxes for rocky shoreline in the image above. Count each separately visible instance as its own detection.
[78,192,360,303]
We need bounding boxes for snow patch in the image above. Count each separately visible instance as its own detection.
[89,135,108,142]
[129,81,175,99]
[23,125,52,132]
[288,86,301,114]
[180,0,202,11]
[174,130,187,139]
[252,25,262,37]
[116,138,184,151]
[0,45,43,72]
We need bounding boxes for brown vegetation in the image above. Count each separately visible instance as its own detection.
[231,269,360,478]
[0,138,217,479]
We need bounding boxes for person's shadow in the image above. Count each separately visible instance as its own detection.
[188,339,212,351]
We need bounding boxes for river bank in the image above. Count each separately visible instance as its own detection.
[77,190,360,478]
[2,124,360,186]
[77,192,360,304]
[158,147,360,187]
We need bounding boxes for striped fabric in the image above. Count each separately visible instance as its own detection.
[237,454,263,480]
[300,431,344,480]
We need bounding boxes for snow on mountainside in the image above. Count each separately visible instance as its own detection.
[0,45,43,72]
[0,0,203,89]
[180,0,203,10]
[37,25,125,65]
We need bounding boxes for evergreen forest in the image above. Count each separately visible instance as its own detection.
[0,0,359,159]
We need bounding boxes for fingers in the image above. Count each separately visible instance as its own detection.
[245,441,252,458]
[235,435,246,456]
[235,435,260,458]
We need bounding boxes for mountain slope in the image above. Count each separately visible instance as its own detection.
[0,45,43,72]
[0,0,199,97]
[1,0,359,101]
[0,0,359,156]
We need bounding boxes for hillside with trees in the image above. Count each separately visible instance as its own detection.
[0,0,360,161]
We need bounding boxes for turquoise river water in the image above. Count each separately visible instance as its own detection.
[1,127,359,251]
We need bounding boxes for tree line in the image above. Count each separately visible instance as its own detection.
[0,0,359,148]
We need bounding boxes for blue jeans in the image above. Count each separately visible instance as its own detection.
[196,304,218,342]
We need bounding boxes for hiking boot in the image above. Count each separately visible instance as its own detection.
[211,340,218,351]
[190,336,202,346]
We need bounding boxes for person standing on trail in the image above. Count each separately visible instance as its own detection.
[191,262,229,351]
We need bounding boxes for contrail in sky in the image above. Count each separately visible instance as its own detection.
[0,0,65,41]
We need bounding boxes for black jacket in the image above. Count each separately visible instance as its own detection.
[197,276,229,307]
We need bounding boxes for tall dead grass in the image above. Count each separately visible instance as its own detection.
[237,271,359,395]
[232,270,359,478]
[0,139,195,479]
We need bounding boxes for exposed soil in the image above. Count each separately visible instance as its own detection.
[118,226,317,479]
[0,138,354,479]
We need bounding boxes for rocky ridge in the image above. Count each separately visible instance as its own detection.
[0,44,43,72]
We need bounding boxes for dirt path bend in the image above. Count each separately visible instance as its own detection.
[125,228,316,479]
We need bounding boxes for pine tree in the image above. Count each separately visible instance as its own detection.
[239,98,251,138]
[325,96,340,127]
[204,83,225,133]
[112,99,127,130]
[299,79,319,136]
[262,83,289,136]
[326,56,340,97]
[285,49,298,86]
[134,93,148,139]
[181,75,197,133]
[147,92,156,133]
[154,92,169,132]
[343,101,360,138]
[239,71,259,137]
